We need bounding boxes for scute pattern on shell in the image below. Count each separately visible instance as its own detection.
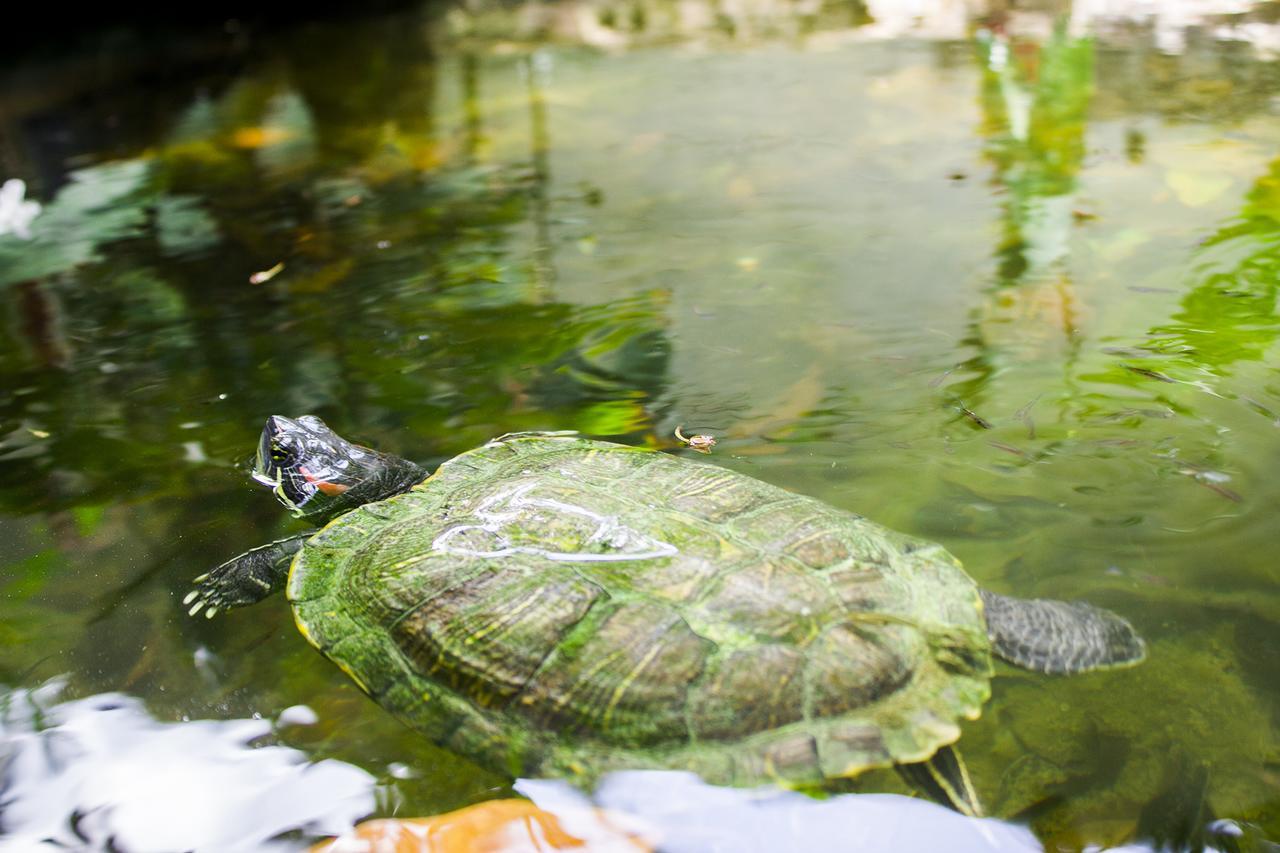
[288,434,993,786]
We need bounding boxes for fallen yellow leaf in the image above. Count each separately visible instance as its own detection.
[230,126,294,149]
[310,799,653,853]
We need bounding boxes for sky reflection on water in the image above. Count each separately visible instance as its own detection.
[0,683,373,851]
[6,681,1263,852]
[3,682,1220,852]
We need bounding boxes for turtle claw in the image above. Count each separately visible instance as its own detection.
[184,574,224,618]
[183,556,253,619]
[184,533,312,618]
[184,563,252,617]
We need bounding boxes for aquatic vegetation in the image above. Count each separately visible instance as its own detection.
[0,163,151,288]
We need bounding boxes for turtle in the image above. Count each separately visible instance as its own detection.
[187,415,1145,815]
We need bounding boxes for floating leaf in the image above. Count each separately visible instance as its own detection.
[249,261,285,284]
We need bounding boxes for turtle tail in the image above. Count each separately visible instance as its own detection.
[979,590,1146,675]
[897,744,982,817]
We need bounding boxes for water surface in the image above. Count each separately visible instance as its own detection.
[1,1,1278,848]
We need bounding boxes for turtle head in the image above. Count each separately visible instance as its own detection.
[252,415,422,521]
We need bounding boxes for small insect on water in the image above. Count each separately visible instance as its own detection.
[674,425,716,454]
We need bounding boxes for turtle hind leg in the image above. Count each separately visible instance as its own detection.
[184,533,311,618]
[897,744,982,817]
[980,590,1146,675]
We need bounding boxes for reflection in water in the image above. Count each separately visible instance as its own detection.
[526,51,557,298]
[1,0,1280,849]
[949,18,1094,412]
[518,772,1042,852]
[0,179,40,240]
[431,479,680,562]
[317,772,1049,852]
[323,771,1273,852]
[1141,157,1280,374]
[0,682,374,851]
[0,78,674,515]
[0,681,1039,853]
[0,678,1260,853]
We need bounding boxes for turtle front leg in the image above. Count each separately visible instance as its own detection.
[184,532,313,618]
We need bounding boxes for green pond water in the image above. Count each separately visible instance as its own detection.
[2,2,1279,849]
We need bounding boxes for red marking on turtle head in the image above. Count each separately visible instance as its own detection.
[299,465,350,496]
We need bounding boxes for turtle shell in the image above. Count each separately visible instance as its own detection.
[287,434,993,786]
